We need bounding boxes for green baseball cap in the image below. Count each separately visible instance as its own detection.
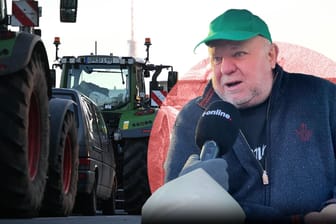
[194,9,272,51]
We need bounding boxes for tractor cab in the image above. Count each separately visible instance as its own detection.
[58,55,138,111]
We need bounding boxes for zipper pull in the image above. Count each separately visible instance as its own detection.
[262,170,269,185]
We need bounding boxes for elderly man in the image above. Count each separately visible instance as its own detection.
[164,9,336,224]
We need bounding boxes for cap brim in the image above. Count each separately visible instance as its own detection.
[193,31,258,53]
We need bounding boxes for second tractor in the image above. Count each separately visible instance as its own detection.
[54,38,178,214]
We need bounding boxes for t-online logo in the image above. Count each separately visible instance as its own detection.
[201,109,231,120]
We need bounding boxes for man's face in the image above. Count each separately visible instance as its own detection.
[209,36,278,109]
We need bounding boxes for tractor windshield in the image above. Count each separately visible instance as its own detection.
[65,64,129,110]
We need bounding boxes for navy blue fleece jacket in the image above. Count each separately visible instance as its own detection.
[164,64,336,223]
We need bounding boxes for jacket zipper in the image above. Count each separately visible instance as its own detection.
[254,71,277,186]
[239,130,269,185]
[262,72,276,186]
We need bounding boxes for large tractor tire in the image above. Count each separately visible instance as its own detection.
[123,138,151,214]
[0,46,50,217]
[40,107,78,217]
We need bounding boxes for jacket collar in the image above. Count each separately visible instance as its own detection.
[197,80,221,109]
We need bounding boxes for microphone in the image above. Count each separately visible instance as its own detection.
[141,101,246,224]
[195,101,241,160]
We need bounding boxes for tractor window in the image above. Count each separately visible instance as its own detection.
[136,66,146,98]
[66,64,130,110]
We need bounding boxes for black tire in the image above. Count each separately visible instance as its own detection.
[102,175,117,215]
[0,45,50,217]
[40,110,78,216]
[123,138,151,214]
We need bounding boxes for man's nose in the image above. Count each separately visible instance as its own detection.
[220,58,236,75]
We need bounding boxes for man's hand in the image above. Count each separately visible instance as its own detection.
[304,204,336,224]
[179,154,229,190]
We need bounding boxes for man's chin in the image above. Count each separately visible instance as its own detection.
[231,98,256,109]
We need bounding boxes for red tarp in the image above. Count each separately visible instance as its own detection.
[147,42,336,193]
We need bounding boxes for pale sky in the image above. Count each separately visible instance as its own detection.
[9,0,336,80]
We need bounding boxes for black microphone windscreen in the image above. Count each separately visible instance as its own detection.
[195,101,241,155]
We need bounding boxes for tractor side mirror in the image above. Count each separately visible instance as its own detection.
[60,0,78,22]
[167,71,178,92]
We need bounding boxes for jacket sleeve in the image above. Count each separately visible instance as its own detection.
[164,100,202,182]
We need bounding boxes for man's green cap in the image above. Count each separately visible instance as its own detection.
[194,9,272,51]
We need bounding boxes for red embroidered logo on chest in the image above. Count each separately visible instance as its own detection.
[296,123,312,142]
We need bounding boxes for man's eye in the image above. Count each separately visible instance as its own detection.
[233,51,246,57]
[212,56,223,65]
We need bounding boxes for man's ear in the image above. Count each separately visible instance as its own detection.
[269,43,279,69]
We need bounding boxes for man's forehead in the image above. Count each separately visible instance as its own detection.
[208,40,247,52]
[207,36,265,50]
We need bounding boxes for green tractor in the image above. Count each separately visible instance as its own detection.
[55,38,178,214]
[0,0,79,217]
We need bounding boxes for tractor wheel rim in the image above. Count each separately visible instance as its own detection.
[63,135,72,193]
[28,93,41,180]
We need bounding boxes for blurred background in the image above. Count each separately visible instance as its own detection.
[12,0,335,82]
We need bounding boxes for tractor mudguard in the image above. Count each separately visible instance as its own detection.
[0,32,48,76]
